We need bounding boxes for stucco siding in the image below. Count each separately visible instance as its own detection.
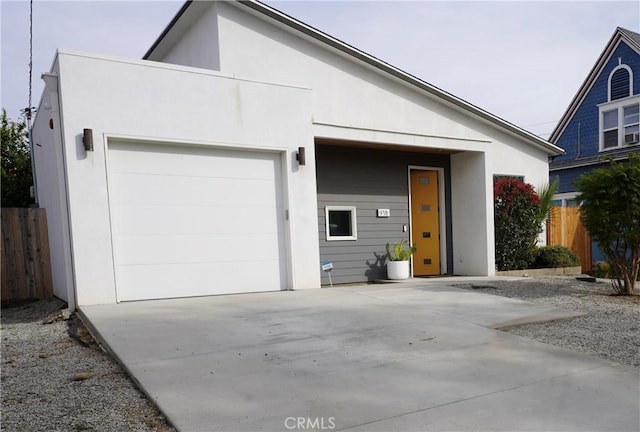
[159,3,221,70]
[450,151,491,275]
[40,51,319,305]
[316,144,452,284]
[214,2,501,148]
[31,81,74,303]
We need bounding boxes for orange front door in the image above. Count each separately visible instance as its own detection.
[410,170,441,276]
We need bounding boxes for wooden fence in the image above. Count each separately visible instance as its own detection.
[547,206,592,273]
[1,208,53,301]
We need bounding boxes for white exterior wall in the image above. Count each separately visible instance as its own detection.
[31,65,76,304]
[450,151,490,275]
[158,3,220,70]
[450,141,549,275]
[153,1,551,276]
[39,50,317,305]
[215,3,491,145]
[486,129,552,249]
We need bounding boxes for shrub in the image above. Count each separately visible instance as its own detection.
[575,154,640,295]
[531,246,580,269]
[494,178,541,271]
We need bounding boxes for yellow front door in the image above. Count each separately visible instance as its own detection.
[410,170,440,276]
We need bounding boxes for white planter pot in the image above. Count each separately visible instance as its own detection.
[387,260,410,280]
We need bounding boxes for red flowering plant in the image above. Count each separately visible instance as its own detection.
[494,178,542,271]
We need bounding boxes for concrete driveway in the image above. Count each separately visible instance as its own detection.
[81,279,639,432]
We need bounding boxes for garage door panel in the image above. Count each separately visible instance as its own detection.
[110,204,280,236]
[112,233,282,266]
[115,260,285,302]
[109,174,280,207]
[109,143,282,181]
[107,141,287,301]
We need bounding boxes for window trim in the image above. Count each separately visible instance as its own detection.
[598,95,640,151]
[607,64,633,101]
[493,174,525,183]
[325,206,357,241]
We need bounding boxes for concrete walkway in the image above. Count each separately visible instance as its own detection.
[81,279,639,431]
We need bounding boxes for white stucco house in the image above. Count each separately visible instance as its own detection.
[31,0,563,308]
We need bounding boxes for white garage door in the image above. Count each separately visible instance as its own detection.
[107,141,288,301]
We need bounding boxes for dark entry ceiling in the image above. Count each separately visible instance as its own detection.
[315,137,461,155]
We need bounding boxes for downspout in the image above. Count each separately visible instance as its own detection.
[42,71,78,311]
[574,122,581,160]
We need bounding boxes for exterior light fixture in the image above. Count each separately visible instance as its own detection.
[296,147,306,166]
[82,128,94,151]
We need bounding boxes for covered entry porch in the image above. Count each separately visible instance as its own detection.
[314,138,490,285]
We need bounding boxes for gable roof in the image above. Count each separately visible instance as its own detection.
[618,27,640,50]
[145,0,563,156]
[549,27,640,143]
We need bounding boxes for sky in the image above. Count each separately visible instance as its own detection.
[1,1,639,139]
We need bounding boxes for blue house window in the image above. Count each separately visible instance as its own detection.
[610,68,631,101]
[599,64,638,150]
[624,104,640,144]
[600,102,640,149]
[602,109,619,148]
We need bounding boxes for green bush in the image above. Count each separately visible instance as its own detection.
[1,109,34,207]
[531,246,580,269]
[575,154,640,294]
[494,178,541,271]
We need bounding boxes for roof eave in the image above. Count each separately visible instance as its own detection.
[143,1,193,60]
[618,27,640,52]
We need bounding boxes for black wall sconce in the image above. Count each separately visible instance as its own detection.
[82,128,94,151]
[296,146,306,166]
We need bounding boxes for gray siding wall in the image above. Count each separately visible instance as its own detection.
[316,144,452,285]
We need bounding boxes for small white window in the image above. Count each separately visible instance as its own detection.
[325,206,357,241]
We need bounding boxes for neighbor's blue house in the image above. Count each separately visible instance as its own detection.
[549,27,640,263]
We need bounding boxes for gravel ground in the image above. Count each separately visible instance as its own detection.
[1,298,175,432]
[455,276,640,368]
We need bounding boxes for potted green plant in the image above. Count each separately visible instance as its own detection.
[385,240,416,280]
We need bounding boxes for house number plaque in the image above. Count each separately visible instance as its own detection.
[377,209,391,218]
